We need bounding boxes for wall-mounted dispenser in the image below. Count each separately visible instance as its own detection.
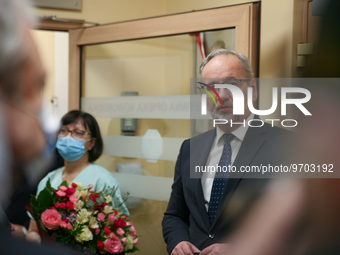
[121,92,138,136]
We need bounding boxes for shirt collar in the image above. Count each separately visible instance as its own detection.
[216,113,254,144]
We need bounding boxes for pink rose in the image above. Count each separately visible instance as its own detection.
[122,237,127,243]
[69,195,77,203]
[116,228,125,236]
[95,228,100,235]
[105,235,124,254]
[108,214,115,222]
[97,212,105,222]
[126,221,133,226]
[60,221,72,230]
[59,186,67,191]
[89,184,94,188]
[41,209,61,230]
[130,225,136,238]
[56,190,66,197]
[98,189,102,192]
[133,237,139,246]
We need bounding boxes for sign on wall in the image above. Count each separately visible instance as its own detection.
[32,0,82,11]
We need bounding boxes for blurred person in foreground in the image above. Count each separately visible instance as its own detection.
[26,110,129,243]
[224,1,340,254]
[0,0,76,254]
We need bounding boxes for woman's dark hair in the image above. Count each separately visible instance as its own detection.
[61,110,103,162]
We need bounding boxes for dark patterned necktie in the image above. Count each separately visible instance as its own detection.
[208,133,234,225]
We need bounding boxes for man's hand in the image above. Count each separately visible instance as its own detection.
[171,241,201,255]
[200,243,230,255]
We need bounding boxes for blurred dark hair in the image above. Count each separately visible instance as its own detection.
[61,110,103,162]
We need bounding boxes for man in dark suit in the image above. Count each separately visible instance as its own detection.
[162,49,290,255]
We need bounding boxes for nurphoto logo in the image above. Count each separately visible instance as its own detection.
[198,82,312,128]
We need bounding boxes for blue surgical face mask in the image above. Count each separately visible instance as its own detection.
[56,135,91,162]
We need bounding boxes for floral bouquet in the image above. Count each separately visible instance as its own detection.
[29,179,138,254]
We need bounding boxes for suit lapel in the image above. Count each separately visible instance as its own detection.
[190,129,216,231]
[211,124,267,229]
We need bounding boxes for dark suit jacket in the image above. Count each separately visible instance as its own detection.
[0,222,78,255]
[162,123,291,254]
[5,150,64,229]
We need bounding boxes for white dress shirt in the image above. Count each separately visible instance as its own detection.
[201,113,254,211]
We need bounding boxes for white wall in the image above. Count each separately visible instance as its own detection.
[32,30,69,121]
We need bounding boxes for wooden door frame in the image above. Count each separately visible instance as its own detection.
[37,19,84,31]
[68,3,260,110]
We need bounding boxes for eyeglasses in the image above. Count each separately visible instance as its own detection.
[59,128,91,139]
[201,78,250,93]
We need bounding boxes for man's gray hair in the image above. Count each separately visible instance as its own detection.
[199,49,253,78]
[0,0,35,96]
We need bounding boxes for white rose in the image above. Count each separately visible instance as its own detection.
[125,235,134,251]
[74,182,85,191]
[89,216,99,229]
[80,190,89,201]
[76,209,91,223]
[103,205,113,215]
[74,190,81,200]
[75,226,93,243]
[74,200,84,211]
[105,195,113,204]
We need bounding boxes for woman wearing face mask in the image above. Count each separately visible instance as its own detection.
[26,110,129,243]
